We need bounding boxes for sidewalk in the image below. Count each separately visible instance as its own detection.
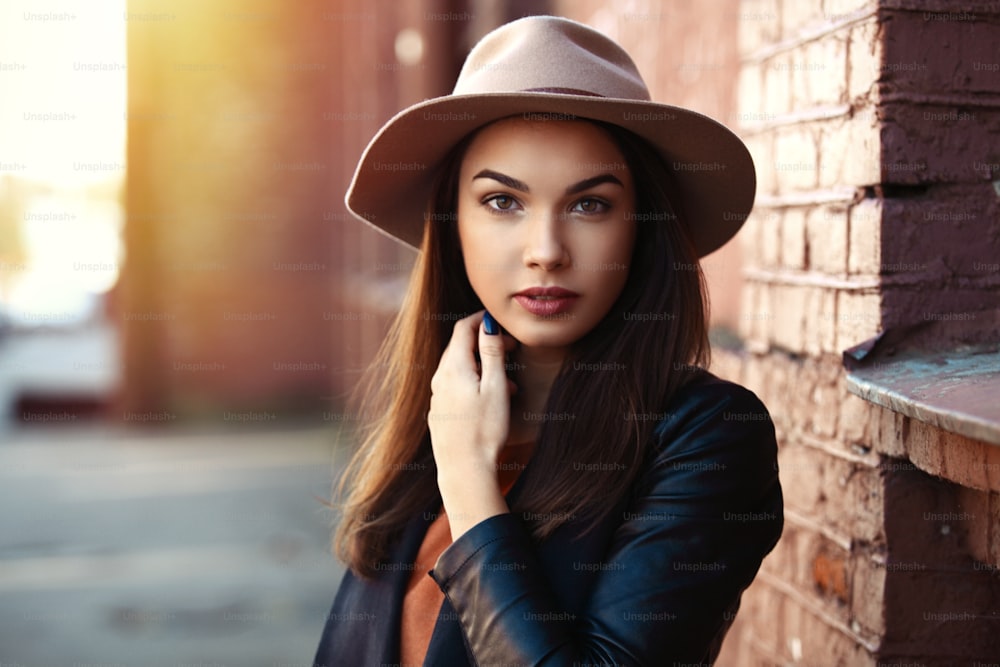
[0,423,348,667]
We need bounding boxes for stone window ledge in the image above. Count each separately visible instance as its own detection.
[843,312,1000,447]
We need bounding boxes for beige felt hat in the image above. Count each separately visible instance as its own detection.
[345,15,755,258]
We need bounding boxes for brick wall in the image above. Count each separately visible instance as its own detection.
[719,2,887,661]
[555,0,1000,664]
[716,1,1000,665]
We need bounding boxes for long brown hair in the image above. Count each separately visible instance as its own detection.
[334,119,710,578]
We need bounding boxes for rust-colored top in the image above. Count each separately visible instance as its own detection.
[399,442,535,666]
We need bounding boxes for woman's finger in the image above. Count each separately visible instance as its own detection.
[436,312,483,380]
[477,311,508,396]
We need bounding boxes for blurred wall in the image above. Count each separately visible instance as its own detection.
[122,0,467,420]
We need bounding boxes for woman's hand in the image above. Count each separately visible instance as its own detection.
[428,310,517,539]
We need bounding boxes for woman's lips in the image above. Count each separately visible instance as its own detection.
[512,293,579,316]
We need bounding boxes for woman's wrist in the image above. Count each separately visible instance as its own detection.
[436,456,500,499]
[437,464,508,540]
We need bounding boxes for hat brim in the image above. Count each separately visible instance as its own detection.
[345,92,755,258]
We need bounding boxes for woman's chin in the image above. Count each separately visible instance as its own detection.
[501,322,582,352]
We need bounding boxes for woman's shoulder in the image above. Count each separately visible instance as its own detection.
[648,370,776,465]
[657,368,770,420]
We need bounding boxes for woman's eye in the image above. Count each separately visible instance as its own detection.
[484,195,519,212]
[572,198,609,214]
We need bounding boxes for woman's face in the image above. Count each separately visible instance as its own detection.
[457,118,637,351]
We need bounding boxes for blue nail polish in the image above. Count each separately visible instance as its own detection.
[483,311,499,335]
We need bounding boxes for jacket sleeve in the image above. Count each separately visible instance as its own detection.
[429,380,783,666]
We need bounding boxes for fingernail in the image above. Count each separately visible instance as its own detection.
[483,311,499,335]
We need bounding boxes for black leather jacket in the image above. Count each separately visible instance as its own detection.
[314,373,783,666]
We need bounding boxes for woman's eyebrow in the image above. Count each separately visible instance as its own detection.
[565,174,624,195]
[472,169,529,192]
[471,170,624,195]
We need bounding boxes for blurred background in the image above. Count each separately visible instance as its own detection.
[6,0,997,665]
[0,0,745,665]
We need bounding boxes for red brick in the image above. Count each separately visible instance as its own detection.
[780,0,824,37]
[737,0,781,55]
[749,582,786,658]
[940,432,990,491]
[781,595,810,660]
[834,290,881,352]
[851,554,887,636]
[881,8,1000,97]
[902,417,947,479]
[737,61,766,120]
[872,407,909,459]
[880,185,997,279]
[786,358,822,440]
[818,111,881,188]
[781,207,808,269]
[720,577,782,666]
[880,286,995,334]
[785,523,831,595]
[840,390,874,445]
[715,615,752,667]
[737,210,763,269]
[759,209,783,268]
[774,123,822,191]
[847,18,882,101]
[825,0,876,20]
[847,198,881,275]
[780,445,825,516]
[955,486,991,565]
[989,493,1000,568]
[770,284,809,353]
[880,105,1000,185]
[737,280,766,345]
[804,287,838,356]
[801,287,827,358]
[807,204,849,274]
[790,33,849,108]
[984,444,1000,493]
[808,357,842,436]
[790,596,876,665]
[820,456,880,541]
[765,54,794,115]
[848,463,886,544]
[814,550,850,602]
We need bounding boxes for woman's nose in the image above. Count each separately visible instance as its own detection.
[522,212,569,271]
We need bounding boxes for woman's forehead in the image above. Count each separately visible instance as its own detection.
[459,117,631,180]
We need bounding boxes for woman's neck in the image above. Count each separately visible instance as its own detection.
[508,344,566,441]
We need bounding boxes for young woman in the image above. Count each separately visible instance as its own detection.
[315,16,782,667]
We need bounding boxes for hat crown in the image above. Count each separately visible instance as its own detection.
[453,16,651,101]
[346,15,755,258]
